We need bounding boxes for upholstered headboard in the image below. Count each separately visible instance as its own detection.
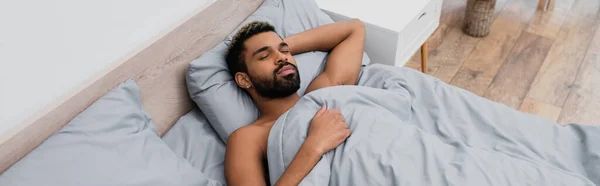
[0,0,264,173]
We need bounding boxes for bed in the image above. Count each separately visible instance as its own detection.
[2,0,599,185]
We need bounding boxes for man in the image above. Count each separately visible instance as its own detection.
[224,19,366,186]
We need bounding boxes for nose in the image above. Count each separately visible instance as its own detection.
[274,50,287,65]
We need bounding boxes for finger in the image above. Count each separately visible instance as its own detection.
[338,130,351,141]
[331,109,341,115]
[336,115,345,124]
[336,120,349,129]
[337,114,346,122]
[314,105,326,117]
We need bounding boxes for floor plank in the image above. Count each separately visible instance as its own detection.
[519,97,563,122]
[449,0,538,96]
[404,58,421,71]
[427,26,480,83]
[427,23,453,54]
[558,22,600,125]
[440,0,467,27]
[441,0,511,27]
[483,32,554,109]
[526,0,600,107]
[408,0,511,73]
[524,0,575,39]
[409,23,452,63]
[419,0,600,123]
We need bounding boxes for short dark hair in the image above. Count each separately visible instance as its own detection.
[226,21,276,77]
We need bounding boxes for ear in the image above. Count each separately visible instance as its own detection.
[234,72,252,89]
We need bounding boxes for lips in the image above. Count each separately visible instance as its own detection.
[277,65,295,76]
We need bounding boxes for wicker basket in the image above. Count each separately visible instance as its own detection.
[463,0,496,37]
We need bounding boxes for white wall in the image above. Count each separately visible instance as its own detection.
[0,0,216,135]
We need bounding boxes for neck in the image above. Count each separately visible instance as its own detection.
[255,93,300,121]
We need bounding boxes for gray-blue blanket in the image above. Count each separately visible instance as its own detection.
[267,64,600,185]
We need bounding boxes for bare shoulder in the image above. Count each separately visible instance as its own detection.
[227,121,272,153]
[229,124,264,143]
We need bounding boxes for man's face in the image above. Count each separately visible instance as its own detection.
[238,31,300,99]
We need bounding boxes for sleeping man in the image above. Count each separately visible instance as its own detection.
[224,20,366,186]
[223,19,600,186]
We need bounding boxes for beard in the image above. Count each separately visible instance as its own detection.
[249,62,301,99]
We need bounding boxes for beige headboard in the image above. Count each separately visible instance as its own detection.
[0,0,264,173]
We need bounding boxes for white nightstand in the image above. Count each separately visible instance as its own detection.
[316,0,442,73]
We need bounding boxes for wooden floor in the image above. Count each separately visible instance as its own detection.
[406,0,600,125]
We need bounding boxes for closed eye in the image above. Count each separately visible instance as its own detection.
[259,54,270,60]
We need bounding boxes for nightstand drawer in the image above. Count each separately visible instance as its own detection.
[394,0,442,65]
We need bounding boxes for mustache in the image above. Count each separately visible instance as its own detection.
[273,62,298,75]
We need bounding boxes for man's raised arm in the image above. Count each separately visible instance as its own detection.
[283,19,366,93]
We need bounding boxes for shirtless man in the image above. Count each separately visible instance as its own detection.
[224,19,366,186]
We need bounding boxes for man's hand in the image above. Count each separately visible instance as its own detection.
[273,105,350,186]
[305,105,351,155]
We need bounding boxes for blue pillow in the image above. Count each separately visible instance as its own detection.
[0,80,221,186]
[163,108,227,184]
[187,0,371,142]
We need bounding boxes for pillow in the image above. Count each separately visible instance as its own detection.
[187,0,371,142]
[162,107,226,184]
[0,80,221,186]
